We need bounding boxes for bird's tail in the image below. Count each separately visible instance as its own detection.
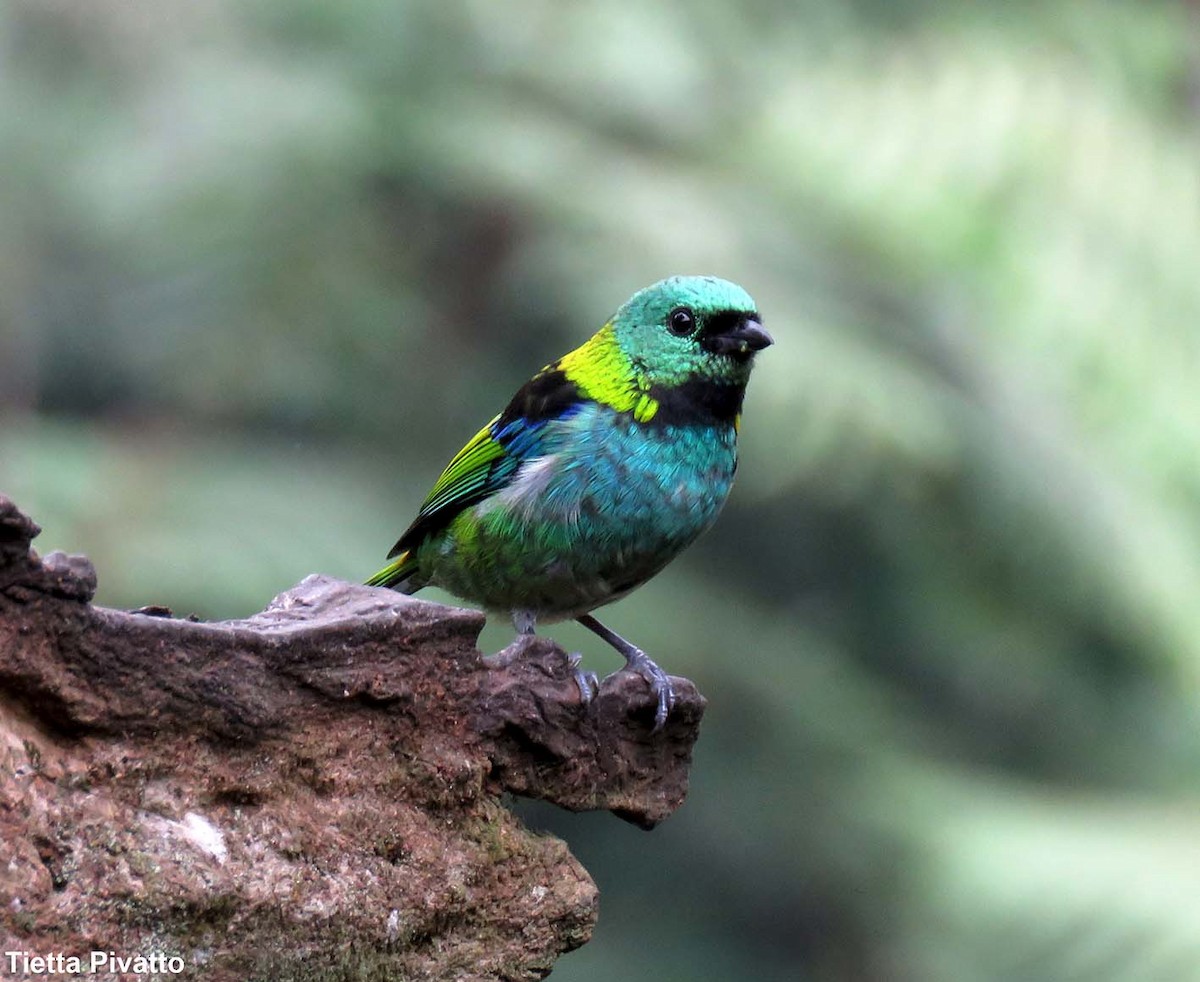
[365,549,418,590]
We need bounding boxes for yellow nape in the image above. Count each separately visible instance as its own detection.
[633,393,659,422]
[557,324,658,421]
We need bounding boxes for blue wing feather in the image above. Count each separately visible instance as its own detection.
[387,366,587,558]
[386,414,552,557]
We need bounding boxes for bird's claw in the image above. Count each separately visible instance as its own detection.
[622,648,675,732]
[487,641,598,712]
[489,628,673,730]
[566,652,599,706]
[482,634,536,669]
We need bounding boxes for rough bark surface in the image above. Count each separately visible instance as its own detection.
[0,495,705,981]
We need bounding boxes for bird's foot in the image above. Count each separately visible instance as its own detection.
[566,652,599,706]
[485,639,597,712]
[482,633,537,669]
[615,648,675,733]
[575,614,677,733]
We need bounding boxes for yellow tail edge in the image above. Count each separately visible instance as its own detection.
[365,549,415,588]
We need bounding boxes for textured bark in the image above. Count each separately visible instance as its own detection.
[0,494,705,981]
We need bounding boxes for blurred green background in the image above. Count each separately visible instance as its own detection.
[3,1,1200,979]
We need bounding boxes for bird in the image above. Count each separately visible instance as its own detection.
[366,275,772,730]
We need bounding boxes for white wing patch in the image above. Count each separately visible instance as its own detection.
[473,454,580,524]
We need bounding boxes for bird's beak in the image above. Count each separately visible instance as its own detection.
[708,318,774,357]
[731,319,773,353]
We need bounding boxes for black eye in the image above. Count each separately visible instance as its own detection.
[667,307,696,337]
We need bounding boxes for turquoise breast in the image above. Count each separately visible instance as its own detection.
[423,404,738,619]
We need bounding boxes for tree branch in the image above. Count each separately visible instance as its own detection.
[0,494,704,980]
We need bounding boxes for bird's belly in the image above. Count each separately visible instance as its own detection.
[428,418,737,619]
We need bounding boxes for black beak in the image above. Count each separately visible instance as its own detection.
[705,317,774,358]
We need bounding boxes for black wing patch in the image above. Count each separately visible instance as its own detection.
[495,367,584,428]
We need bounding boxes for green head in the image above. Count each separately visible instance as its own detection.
[607,275,771,387]
[553,276,771,424]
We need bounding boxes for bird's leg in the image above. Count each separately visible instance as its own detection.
[482,608,541,667]
[565,652,600,707]
[512,607,537,637]
[483,609,598,707]
[576,614,675,731]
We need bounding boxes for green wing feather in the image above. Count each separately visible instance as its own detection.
[407,414,507,537]
[366,366,585,589]
[387,414,512,559]
[365,417,512,589]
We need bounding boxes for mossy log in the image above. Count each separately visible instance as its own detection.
[0,494,705,981]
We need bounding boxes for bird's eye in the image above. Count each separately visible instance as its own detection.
[667,307,696,337]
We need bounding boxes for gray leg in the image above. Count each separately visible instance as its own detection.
[576,614,675,731]
[480,609,541,667]
[512,608,537,636]
[485,609,598,707]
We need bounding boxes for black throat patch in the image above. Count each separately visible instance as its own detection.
[645,376,746,427]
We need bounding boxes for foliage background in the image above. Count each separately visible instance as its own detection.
[3,1,1200,979]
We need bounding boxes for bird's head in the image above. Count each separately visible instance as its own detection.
[551,276,772,424]
[607,276,772,388]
